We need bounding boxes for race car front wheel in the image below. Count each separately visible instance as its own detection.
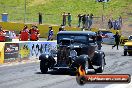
[40,61,48,74]
[124,51,127,56]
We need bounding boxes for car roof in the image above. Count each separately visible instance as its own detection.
[57,31,96,36]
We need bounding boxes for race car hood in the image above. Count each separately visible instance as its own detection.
[124,41,132,46]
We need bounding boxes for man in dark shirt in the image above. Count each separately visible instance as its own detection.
[62,12,67,26]
[96,31,102,50]
[112,32,120,50]
[78,14,82,27]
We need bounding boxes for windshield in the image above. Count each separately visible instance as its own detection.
[57,34,87,44]
[128,36,132,40]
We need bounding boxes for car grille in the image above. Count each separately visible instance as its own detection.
[57,46,70,66]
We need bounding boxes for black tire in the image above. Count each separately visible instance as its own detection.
[128,52,132,56]
[77,60,89,76]
[95,55,105,73]
[84,61,89,74]
[124,51,127,56]
[40,61,48,74]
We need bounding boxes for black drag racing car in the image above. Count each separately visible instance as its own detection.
[39,31,106,74]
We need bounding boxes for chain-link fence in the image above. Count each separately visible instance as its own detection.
[0,2,109,29]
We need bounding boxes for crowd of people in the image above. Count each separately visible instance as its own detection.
[108,16,122,30]
[19,25,40,41]
[91,30,121,50]
[77,13,94,30]
[47,25,67,41]
[62,12,72,27]
[62,12,94,30]
[0,24,121,51]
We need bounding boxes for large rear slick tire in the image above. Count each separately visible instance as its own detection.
[75,55,89,76]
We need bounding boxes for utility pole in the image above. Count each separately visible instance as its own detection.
[96,0,110,28]
[102,2,105,22]
[24,0,26,23]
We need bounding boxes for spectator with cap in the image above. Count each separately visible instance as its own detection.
[19,25,29,41]
[19,25,27,34]
[22,25,29,32]
[29,24,40,41]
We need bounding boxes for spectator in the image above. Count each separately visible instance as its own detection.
[23,25,29,32]
[62,12,67,26]
[77,14,82,27]
[47,26,54,41]
[96,31,103,50]
[38,12,42,24]
[111,18,114,29]
[0,26,3,32]
[108,19,113,29]
[29,25,39,34]
[113,20,118,30]
[119,16,122,26]
[112,32,120,50]
[29,25,40,41]
[0,26,5,36]
[19,25,29,35]
[82,14,86,29]
[67,13,72,27]
[59,25,66,31]
[117,20,121,30]
[59,25,63,31]
[10,31,16,39]
[88,13,94,30]
[85,14,89,29]
[19,25,29,41]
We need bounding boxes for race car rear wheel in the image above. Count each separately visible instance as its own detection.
[124,51,127,56]
[40,61,48,74]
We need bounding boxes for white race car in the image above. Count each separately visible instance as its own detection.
[101,31,115,45]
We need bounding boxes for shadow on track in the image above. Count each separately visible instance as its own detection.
[35,69,96,76]
[35,69,75,76]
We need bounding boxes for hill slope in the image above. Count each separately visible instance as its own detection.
[0,0,131,26]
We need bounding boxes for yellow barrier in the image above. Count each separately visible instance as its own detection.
[0,43,5,64]
[1,22,125,42]
[0,22,82,38]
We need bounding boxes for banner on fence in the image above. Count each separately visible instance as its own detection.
[4,43,19,62]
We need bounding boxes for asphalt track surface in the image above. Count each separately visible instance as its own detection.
[0,44,132,88]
